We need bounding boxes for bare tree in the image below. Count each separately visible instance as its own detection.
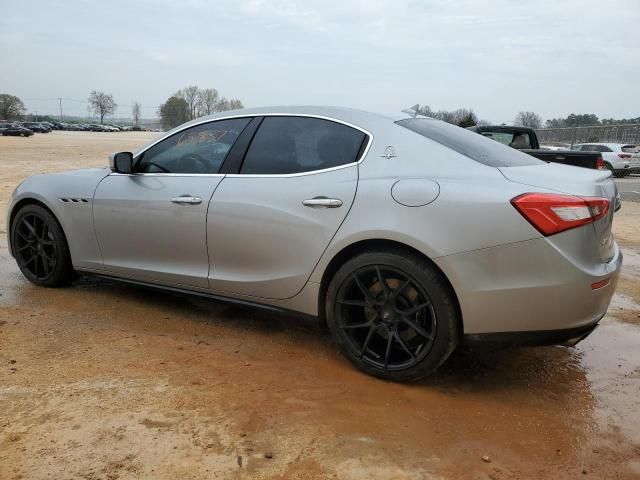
[227,99,244,110]
[178,86,200,120]
[132,101,142,126]
[198,88,219,116]
[214,97,230,112]
[514,111,542,129]
[88,91,116,124]
[214,97,244,112]
[0,94,27,120]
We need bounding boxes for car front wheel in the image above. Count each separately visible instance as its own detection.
[326,250,460,382]
[11,204,73,287]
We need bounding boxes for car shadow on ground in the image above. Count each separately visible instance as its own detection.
[69,275,582,394]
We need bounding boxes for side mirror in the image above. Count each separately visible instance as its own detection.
[109,151,133,174]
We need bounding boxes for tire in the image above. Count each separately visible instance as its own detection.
[605,163,622,178]
[325,249,460,382]
[10,204,73,287]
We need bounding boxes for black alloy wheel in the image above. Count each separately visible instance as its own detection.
[326,250,459,381]
[11,204,73,287]
[336,265,436,371]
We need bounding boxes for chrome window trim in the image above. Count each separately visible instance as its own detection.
[225,162,358,178]
[131,113,374,178]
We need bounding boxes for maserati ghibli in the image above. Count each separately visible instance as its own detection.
[8,106,622,381]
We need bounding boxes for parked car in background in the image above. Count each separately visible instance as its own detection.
[0,125,34,137]
[571,143,640,177]
[468,125,604,170]
[7,106,622,381]
[21,122,51,133]
[540,144,571,151]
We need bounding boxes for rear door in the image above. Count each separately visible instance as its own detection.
[208,115,369,299]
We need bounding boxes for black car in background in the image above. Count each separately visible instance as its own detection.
[21,122,51,133]
[467,125,604,170]
[0,125,34,137]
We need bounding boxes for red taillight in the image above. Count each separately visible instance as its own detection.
[618,153,631,159]
[596,155,605,169]
[591,279,610,290]
[511,193,609,236]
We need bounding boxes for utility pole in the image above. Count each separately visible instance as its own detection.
[58,97,63,121]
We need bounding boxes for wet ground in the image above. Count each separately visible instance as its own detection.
[615,175,640,202]
[1,132,639,479]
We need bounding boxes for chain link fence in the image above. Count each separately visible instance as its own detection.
[535,124,640,147]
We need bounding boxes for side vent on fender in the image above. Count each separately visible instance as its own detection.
[59,198,90,203]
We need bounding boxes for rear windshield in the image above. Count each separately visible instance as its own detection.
[396,118,543,167]
[622,145,639,153]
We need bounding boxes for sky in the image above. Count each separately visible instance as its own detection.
[1,0,638,123]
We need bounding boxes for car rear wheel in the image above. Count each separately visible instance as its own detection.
[605,162,622,178]
[11,204,73,287]
[325,250,459,381]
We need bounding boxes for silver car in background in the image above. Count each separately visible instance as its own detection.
[8,106,622,381]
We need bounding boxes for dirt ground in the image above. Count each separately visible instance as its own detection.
[0,132,639,479]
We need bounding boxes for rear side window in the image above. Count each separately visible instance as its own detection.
[622,145,639,153]
[396,118,542,167]
[580,144,612,152]
[240,116,367,174]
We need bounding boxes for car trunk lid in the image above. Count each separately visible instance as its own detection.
[499,163,618,262]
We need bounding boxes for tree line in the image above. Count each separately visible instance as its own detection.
[2,91,638,131]
[414,105,483,128]
[544,113,640,128]
[0,87,244,128]
[158,86,243,129]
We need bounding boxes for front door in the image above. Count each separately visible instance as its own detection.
[93,117,251,288]
[208,115,369,299]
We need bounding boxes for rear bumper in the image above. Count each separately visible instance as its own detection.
[465,320,600,347]
[434,236,623,335]
[613,161,640,172]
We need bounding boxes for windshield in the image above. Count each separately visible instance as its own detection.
[396,118,542,167]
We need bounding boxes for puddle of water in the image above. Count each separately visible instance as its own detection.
[577,318,640,444]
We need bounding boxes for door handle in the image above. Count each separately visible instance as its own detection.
[302,196,343,208]
[171,195,202,205]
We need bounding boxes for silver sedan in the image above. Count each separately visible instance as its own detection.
[7,106,622,381]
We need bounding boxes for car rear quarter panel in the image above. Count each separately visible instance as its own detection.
[309,125,545,287]
[9,168,109,270]
[308,122,622,332]
[434,233,621,333]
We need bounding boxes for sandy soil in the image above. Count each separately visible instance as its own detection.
[0,132,639,479]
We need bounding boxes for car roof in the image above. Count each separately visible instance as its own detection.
[174,105,407,133]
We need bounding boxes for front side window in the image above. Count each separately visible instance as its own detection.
[136,118,251,173]
[240,116,367,175]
